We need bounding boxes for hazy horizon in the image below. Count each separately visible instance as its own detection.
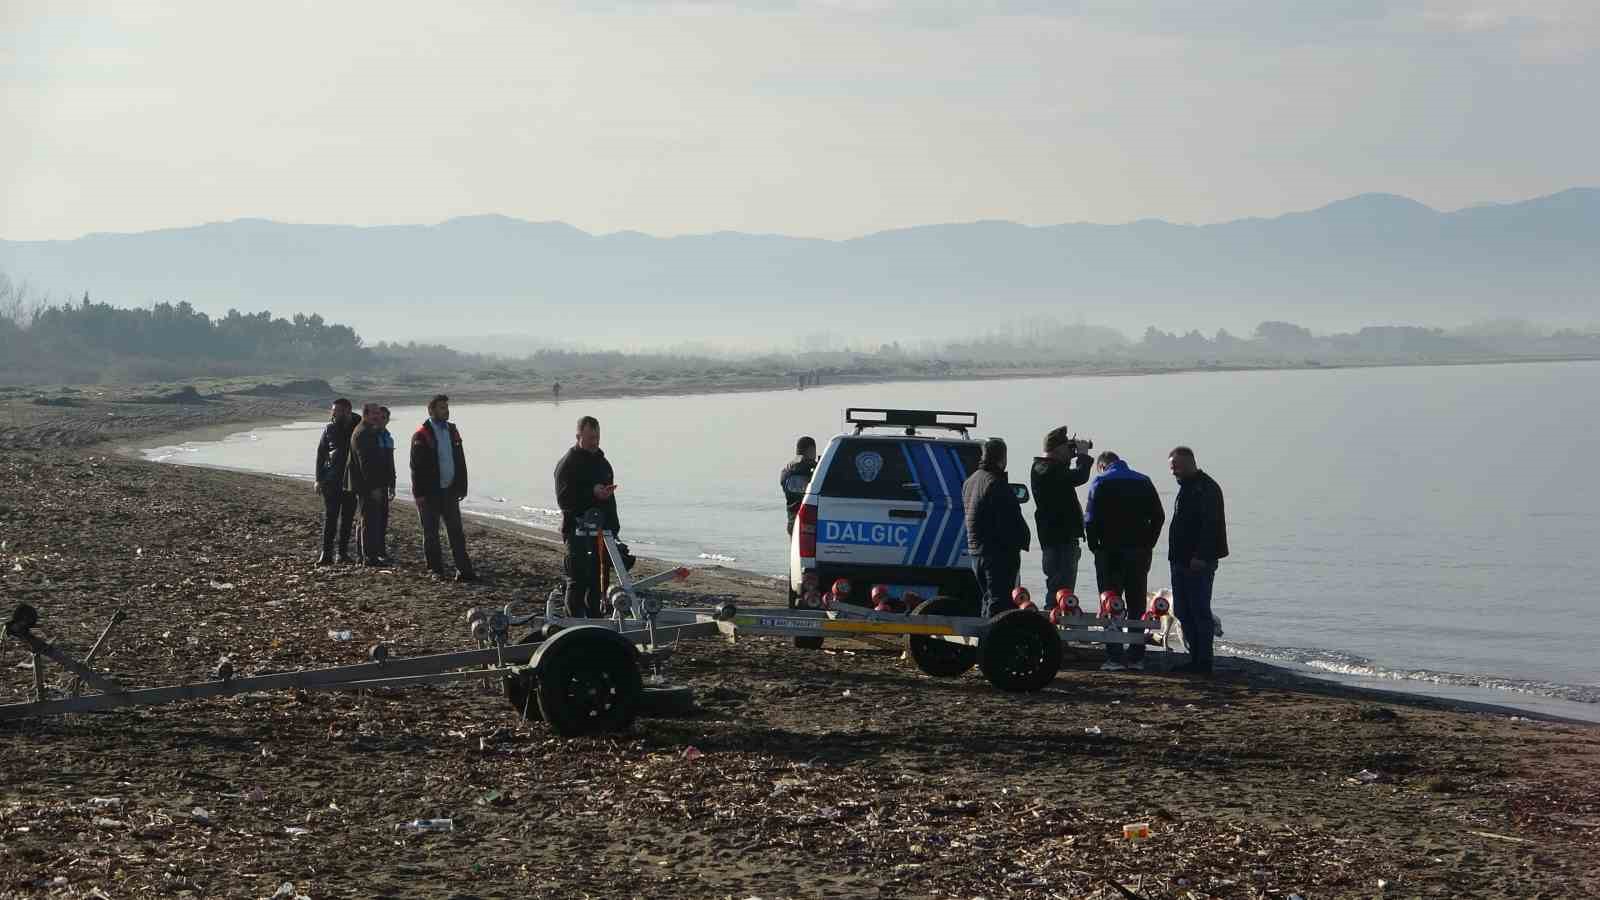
[6,1,1598,242]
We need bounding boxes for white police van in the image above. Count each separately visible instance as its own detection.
[789,408,1005,626]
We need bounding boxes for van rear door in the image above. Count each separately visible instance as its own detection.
[814,438,978,570]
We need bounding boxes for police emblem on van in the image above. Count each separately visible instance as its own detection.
[855,451,883,483]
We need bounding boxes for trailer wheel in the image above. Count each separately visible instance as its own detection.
[535,630,642,736]
[978,608,1061,692]
[502,670,542,721]
[792,636,824,650]
[907,596,977,677]
[638,684,697,717]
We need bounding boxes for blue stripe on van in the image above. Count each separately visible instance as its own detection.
[899,442,933,566]
[913,443,954,568]
[931,446,968,567]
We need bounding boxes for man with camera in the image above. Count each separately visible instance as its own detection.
[1031,426,1095,608]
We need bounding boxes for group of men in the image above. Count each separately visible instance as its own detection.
[313,394,476,581]
[313,395,628,618]
[961,429,1228,675]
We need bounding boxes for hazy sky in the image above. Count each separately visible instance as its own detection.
[4,1,1596,241]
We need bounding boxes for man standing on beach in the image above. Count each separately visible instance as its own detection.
[1031,426,1094,607]
[1084,451,1165,671]
[780,436,817,535]
[554,415,620,618]
[314,398,360,565]
[375,406,396,562]
[961,438,1031,617]
[348,403,393,566]
[410,394,476,582]
[1166,446,1228,676]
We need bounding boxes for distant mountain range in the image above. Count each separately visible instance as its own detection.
[2,188,1596,348]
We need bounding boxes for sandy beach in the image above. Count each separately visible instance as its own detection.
[1,400,1597,899]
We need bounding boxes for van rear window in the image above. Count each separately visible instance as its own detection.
[820,440,980,501]
[819,440,920,501]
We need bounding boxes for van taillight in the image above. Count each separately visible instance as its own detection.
[798,503,818,558]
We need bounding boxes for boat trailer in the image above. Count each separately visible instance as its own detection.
[2,523,1164,736]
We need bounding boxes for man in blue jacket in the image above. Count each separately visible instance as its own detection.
[313,398,360,565]
[1166,446,1228,676]
[1084,451,1165,671]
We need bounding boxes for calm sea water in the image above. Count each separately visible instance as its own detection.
[146,361,1600,718]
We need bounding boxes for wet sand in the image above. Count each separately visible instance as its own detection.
[1,413,1597,898]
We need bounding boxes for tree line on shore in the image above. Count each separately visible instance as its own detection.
[4,270,1598,387]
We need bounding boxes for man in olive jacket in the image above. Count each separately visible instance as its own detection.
[1166,446,1228,675]
[347,403,394,566]
[409,394,475,581]
[961,438,1031,617]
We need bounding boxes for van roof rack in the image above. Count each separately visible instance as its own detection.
[845,408,978,438]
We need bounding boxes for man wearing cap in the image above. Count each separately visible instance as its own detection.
[961,438,1031,618]
[1031,426,1094,608]
[780,436,818,535]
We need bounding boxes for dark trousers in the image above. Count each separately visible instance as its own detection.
[1094,546,1151,661]
[971,552,1020,618]
[1171,561,1218,667]
[1040,541,1082,605]
[563,533,604,618]
[321,489,357,558]
[357,493,388,562]
[417,494,472,574]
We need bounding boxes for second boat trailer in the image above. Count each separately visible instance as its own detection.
[1,524,1163,736]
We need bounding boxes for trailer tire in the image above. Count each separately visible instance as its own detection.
[502,670,542,721]
[907,596,977,678]
[534,628,642,736]
[792,636,824,650]
[637,684,697,717]
[978,608,1061,692]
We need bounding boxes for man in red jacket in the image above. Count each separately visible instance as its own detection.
[409,394,476,582]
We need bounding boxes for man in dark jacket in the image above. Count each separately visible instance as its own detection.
[409,394,476,581]
[780,436,817,535]
[554,415,620,617]
[961,438,1031,617]
[314,398,360,565]
[1166,446,1228,676]
[1084,451,1165,670]
[348,403,393,566]
[1031,426,1094,607]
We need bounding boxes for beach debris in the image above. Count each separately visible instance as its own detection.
[87,797,123,809]
[271,882,312,900]
[1123,821,1151,842]
[91,817,124,830]
[1085,725,1103,735]
[1349,769,1382,785]
[1469,830,1534,844]
[683,745,704,761]
[209,580,235,590]
[395,817,455,834]
[284,826,312,837]
[1378,877,1393,892]
[327,629,352,642]
[191,807,212,824]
